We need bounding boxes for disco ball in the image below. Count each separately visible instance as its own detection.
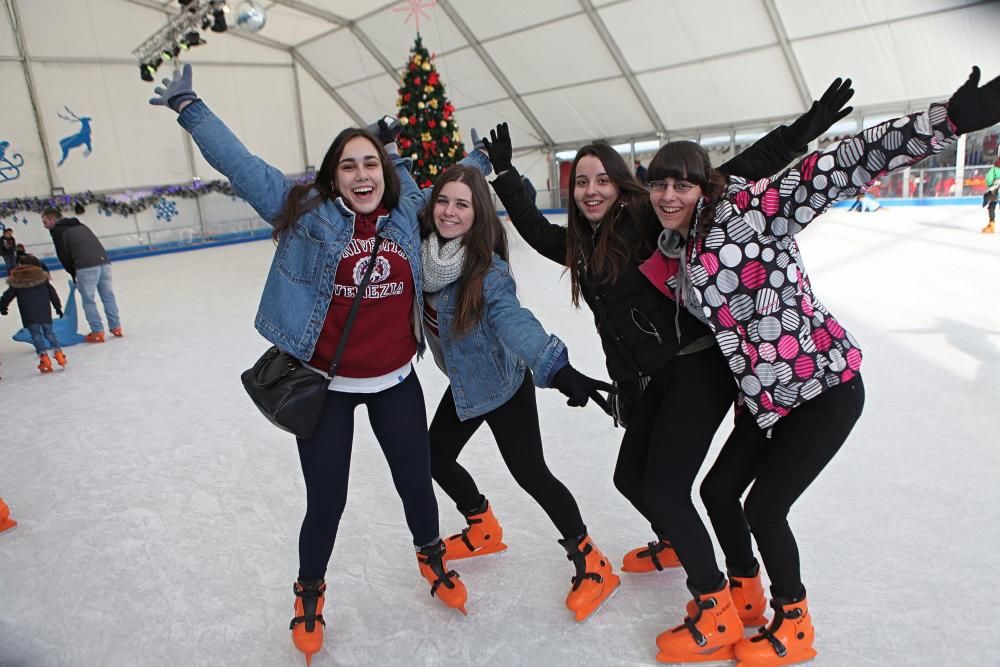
[231,0,267,33]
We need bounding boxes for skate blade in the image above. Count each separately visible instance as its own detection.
[0,519,16,533]
[573,573,621,623]
[735,647,816,667]
[656,643,735,664]
[446,542,509,561]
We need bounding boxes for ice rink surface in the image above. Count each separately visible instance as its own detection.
[1,206,998,666]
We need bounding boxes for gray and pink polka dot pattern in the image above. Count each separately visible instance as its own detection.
[662,102,955,429]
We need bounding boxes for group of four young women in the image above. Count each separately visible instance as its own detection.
[150,62,1000,665]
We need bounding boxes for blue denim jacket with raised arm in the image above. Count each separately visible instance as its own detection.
[177,100,491,362]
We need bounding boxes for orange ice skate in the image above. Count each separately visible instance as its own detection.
[417,540,467,614]
[290,578,326,666]
[734,594,816,667]
[445,499,508,560]
[559,534,620,622]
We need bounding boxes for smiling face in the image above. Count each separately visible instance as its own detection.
[649,178,703,234]
[433,180,475,240]
[334,135,385,215]
[573,155,621,224]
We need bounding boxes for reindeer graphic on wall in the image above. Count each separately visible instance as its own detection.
[55,107,92,166]
[0,141,24,182]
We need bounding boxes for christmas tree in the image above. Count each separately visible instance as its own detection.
[396,34,465,188]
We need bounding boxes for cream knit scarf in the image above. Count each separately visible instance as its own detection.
[421,234,466,293]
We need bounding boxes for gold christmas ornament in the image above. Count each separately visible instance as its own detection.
[421,61,431,71]
[400,117,409,125]
[414,54,422,65]
[424,85,434,94]
[421,132,432,142]
[428,99,439,109]
[411,153,419,160]
[428,164,438,175]
[417,102,425,109]
[440,120,447,128]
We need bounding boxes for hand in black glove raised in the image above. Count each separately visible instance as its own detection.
[551,364,615,415]
[480,122,513,173]
[782,78,854,151]
[366,115,403,145]
[55,310,63,318]
[948,66,1000,135]
[148,63,198,113]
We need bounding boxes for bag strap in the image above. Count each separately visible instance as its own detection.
[326,236,384,377]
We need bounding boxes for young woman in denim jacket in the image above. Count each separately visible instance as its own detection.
[149,65,492,664]
[419,165,618,622]
[639,69,1000,666]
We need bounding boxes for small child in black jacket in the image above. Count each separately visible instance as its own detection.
[0,255,67,373]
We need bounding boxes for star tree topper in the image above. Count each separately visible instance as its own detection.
[393,0,435,33]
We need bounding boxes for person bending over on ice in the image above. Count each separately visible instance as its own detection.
[418,164,618,622]
[638,67,1000,666]
[149,64,492,666]
[477,79,852,607]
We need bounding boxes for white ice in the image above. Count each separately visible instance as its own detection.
[1,206,999,666]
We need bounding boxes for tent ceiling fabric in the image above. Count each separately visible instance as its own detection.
[65,0,1000,150]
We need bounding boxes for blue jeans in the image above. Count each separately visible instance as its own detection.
[27,323,61,354]
[75,264,121,333]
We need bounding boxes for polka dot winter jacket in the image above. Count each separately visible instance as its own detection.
[640,102,957,429]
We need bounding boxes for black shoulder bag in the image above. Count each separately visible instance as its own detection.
[241,237,384,440]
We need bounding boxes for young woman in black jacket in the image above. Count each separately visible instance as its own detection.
[480,82,853,661]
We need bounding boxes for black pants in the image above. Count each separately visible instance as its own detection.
[296,371,439,579]
[613,346,737,592]
[700,375,865,599]
[429,370,586,540]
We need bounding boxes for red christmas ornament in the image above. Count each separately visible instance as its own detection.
[428,72,440,86]
[409,116,417,125]
[428,119,436,129]
[414,77,422,85]
[442,136,450,145]
[403,93,411,103]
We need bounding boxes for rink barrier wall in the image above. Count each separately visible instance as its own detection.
[0,200,982,278]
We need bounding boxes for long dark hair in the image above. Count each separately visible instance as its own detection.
[420,165,509,336]
[565,142,650,307]
[272,128,401,240]
[648,141,726,240]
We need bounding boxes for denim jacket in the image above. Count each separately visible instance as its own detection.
[433,255,566,420]
[178,100,491,362]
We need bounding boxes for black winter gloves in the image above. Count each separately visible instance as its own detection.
[481,122,513,174]
[782,78,855,151]
[551,364,614,415]
[948,66,1000,135]
[148,64,198,113]
[366,115,403,145]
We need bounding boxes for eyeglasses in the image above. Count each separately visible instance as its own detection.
[649,180,697,194]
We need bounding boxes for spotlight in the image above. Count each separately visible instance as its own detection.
[211,8,228,32]
[139,63,155,82]
[161,46,173,60]
[182,31,204,47]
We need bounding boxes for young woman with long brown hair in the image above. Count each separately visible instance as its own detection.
[419,165,619,621]
[640,68,999,665]
[148,65,492,664]
[479,81,853,659]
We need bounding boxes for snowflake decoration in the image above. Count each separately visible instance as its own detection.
[153,198,179,222]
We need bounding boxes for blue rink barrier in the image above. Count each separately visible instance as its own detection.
[0,198,982,279]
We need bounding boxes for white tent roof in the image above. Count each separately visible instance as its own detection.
[3,0,999,199]
[17,0,1000,149]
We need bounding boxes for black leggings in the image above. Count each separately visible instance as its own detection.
[700,375,865,599]
[429,370,586,540]
[296,371,439,579]
[613,346,737,593]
